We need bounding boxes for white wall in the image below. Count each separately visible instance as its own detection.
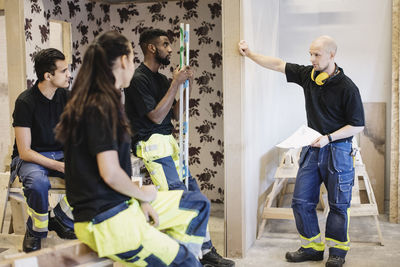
[279,0,391,102]
[241,0,392,251]
[242,0,282,251]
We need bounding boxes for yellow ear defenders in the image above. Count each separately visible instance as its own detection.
[311,68,329,86]
[311,65,339,86]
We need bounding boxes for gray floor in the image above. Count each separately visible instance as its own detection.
[233,214,400,267]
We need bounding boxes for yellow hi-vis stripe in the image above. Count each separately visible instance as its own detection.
[23,189,48,232]
[27,207,48,231]
[60,195,74,220]
[300,233,325,251]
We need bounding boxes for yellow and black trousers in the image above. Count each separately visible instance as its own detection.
[135,133,213,252]
[74,190,210,266]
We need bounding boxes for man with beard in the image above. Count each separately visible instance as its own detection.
[238,36,365,267]
[124,29,235,267]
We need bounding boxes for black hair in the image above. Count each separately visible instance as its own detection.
[139,28,169,54]
[34,48,65,81]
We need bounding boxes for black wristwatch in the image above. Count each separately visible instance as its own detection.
[327,134,333,143]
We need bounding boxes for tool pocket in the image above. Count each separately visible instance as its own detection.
[298,146,312,169]
[328,142,353,173]
[335,171,354,204]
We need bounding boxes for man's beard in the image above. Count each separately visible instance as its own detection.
[155,48,170,65]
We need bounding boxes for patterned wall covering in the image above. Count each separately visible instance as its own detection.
[24,0,224,203]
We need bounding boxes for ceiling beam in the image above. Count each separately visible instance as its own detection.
[89,0,180,4]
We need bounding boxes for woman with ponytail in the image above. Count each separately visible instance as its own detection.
[55,31,209,266]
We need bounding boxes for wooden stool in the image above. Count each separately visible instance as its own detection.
[0,172,66,235]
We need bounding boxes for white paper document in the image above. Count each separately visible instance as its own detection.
[276,125,322,149]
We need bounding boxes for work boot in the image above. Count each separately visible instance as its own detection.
[285,247,324,262]
[22,229,41,252]
[326,255,345,267]
[200,247,235,266]
[48,216,76,239]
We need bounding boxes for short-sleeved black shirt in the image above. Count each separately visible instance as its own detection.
[124,63,175,146]
[64,106,131,222]
[285,63,365,135]
[11,81,69,158]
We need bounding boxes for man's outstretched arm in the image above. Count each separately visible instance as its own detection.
[238,40,286,73]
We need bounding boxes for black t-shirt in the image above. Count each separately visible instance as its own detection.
[11,81,69,158]
[64,107,131,222]
[285,63,365,135]
[125,63,175,146]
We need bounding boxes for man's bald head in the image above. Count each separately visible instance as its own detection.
[311,35,337,56]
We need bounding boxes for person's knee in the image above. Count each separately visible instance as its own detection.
[23,170,50,193]
[291,198,317,211]
[328,202,350,214]
[181,191,211,214]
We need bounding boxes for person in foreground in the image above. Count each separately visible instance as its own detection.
[238,36,365,267]
[55,30,210,266]
[124,28,235,267]
[10,48,76,252]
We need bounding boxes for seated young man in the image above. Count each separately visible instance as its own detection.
[10,48,76,253]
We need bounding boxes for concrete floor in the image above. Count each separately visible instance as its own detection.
[233,214,400,267]
[1,201,399,267]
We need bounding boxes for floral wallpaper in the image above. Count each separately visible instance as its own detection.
[24,0,224,203]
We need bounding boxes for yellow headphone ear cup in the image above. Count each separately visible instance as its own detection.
[315,72,329,85]
[311,69,329,85]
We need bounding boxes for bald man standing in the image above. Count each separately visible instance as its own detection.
[238,36,365,267]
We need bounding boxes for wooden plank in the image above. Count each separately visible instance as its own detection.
[0,233,68,251]
[0,173,10,232]
[359,103,385,213]
[262,208,294,220]
[10,177,65,190]
[9,199,26,235]
[223,0,243,258]
[5,0,26,147]
[0,233,23,248]
[350,204,379,216]
[0,240,114,267]
[61,22,72,64]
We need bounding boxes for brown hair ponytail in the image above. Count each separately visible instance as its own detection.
[55,31,131,144]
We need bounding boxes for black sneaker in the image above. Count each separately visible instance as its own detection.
[200,247,235,267]
[48,216,77,239]
[285,247,324,262]
[22,230,41,253]
[326,255,345,267]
